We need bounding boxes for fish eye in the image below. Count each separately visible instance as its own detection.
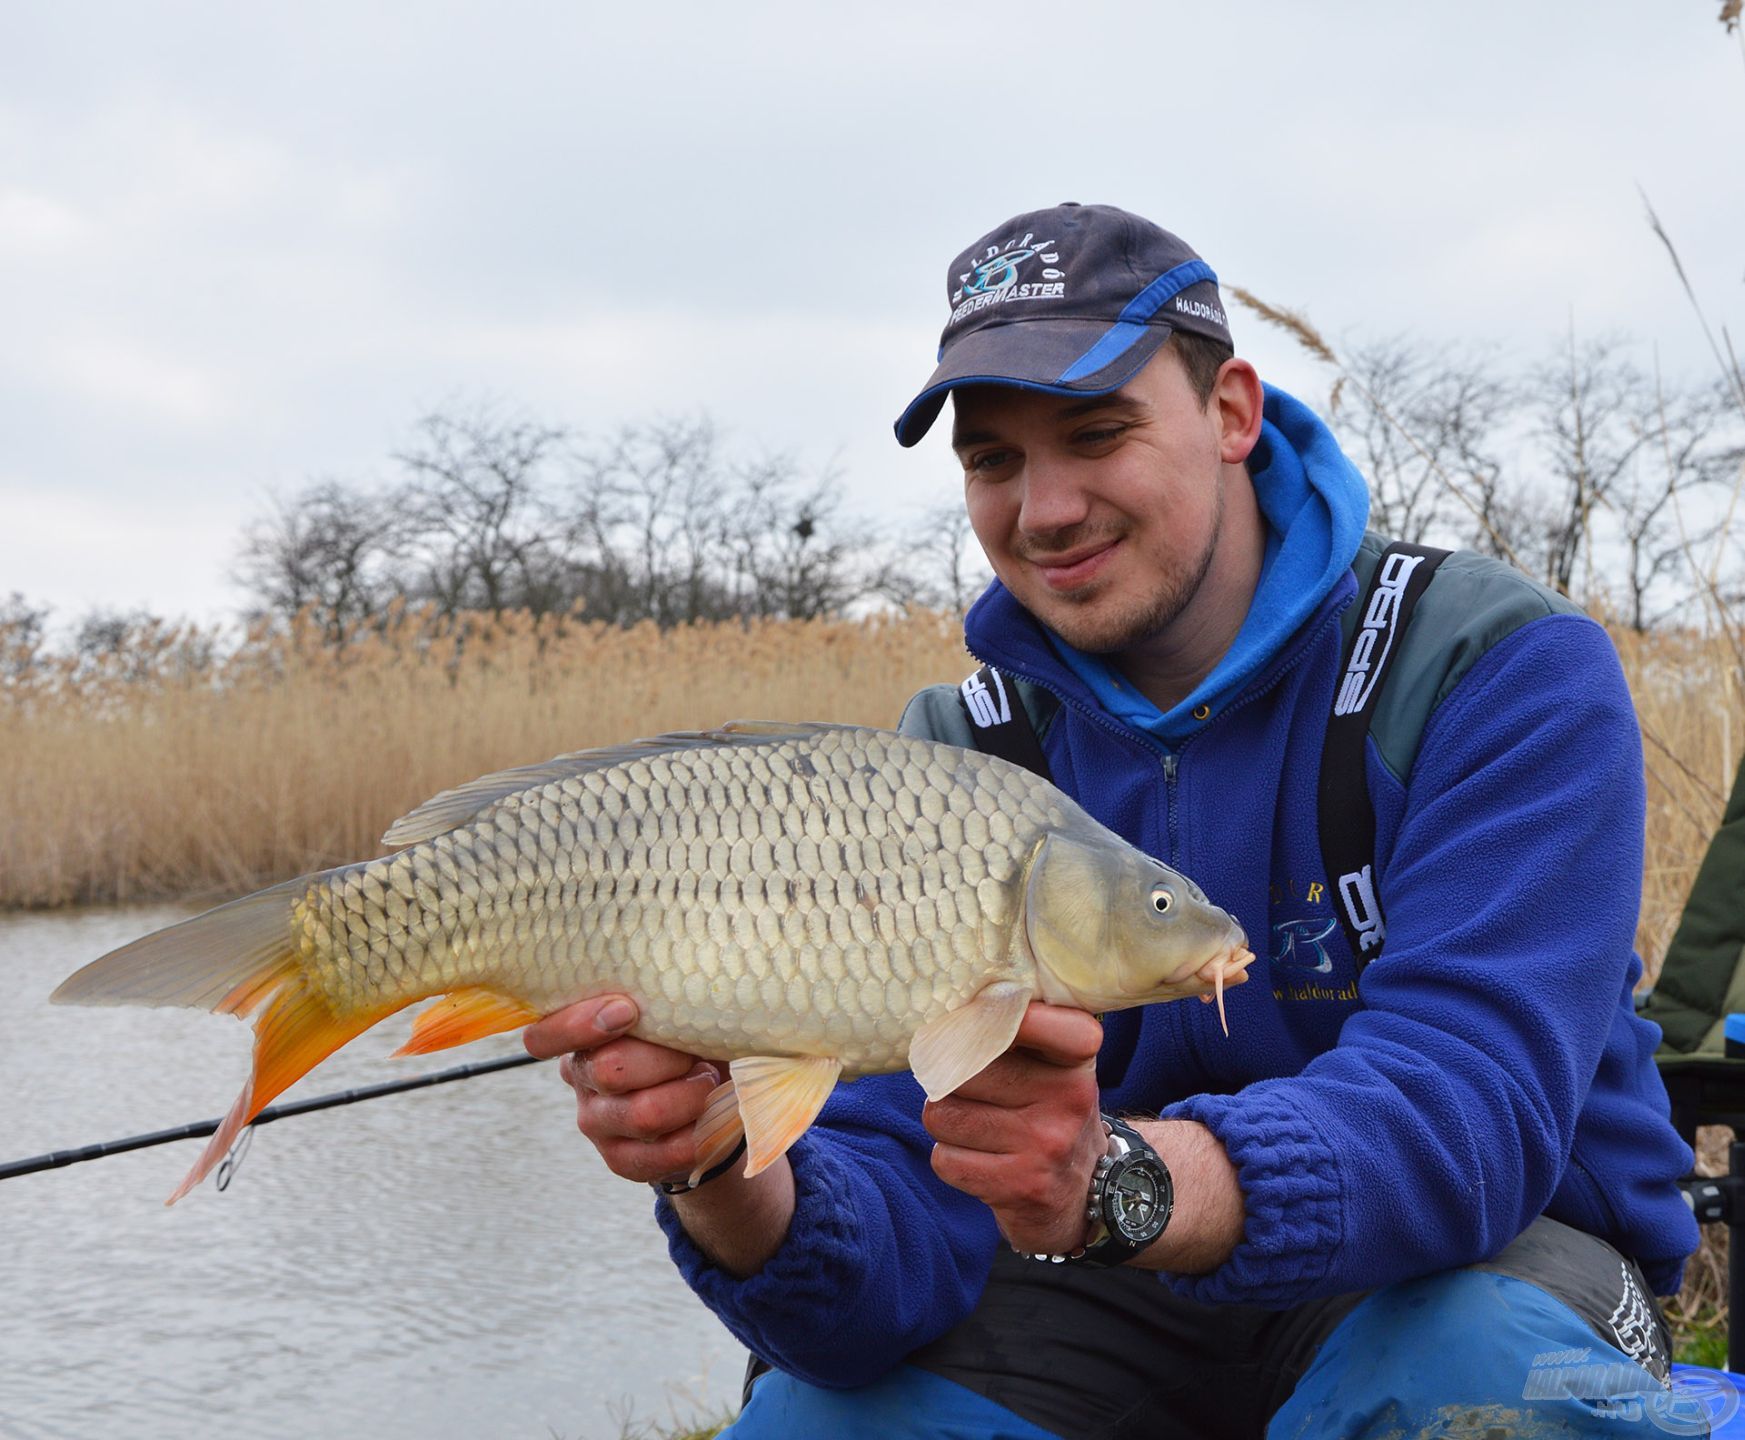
[1149,886,1173,915]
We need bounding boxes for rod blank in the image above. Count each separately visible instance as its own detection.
[0,1052,545,1182]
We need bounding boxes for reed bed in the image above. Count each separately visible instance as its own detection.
[4,604,1739,1349]
[3,607,1735,967]
[0,605,969,910]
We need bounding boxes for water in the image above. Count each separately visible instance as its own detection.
[0,907,745,1440]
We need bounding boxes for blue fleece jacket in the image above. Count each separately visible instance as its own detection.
[656,390,1699,1389]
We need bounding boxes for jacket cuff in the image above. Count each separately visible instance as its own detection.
[654,1133,869,1351]
[1158,1085,1345,1307]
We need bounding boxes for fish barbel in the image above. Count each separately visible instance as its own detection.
[53,721,1252,1203]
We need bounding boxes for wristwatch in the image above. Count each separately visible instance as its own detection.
[1016,1114,1173,1268]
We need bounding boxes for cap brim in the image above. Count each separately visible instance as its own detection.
[892,317,1175,447]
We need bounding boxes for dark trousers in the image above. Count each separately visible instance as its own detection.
[726,1217,1688,1439]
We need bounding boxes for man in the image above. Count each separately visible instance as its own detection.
[526,204,1701,1437]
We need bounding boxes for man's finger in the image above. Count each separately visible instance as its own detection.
[597,1130,707,1186]
[924,1088,1098,1163]
[583,1039,705,1095]
[523,994,640,1058]
[1011,1001,1103,1066]
[583,1064,721,1143]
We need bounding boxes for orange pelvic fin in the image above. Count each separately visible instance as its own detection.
[393,987,542,1057]
[169,962,406,1205]
[728,1053,842,1178]
[688,1079,747,1186]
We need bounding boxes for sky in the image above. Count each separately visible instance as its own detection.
[2,2,1742,625]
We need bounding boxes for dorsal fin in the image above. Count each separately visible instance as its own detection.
[381,720,853,846]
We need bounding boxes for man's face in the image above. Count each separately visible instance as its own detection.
[951,349,1229,656]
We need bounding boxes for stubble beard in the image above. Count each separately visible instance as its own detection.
[1032,473,1226,657]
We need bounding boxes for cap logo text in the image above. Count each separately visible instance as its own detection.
[949,231,1063,325]
[1172,297,1227,327]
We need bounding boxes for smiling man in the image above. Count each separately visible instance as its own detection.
[527,204,1701,1437]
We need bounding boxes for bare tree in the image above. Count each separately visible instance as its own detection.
[881,501,991,613]
[1601,375,1738,630]
[397,408,567,617]
[234,480,408,637]
[1529,333,1657,600]
[65,607,216,685]
[718,456,864,621]
[559,420,873,625]
[0,592,48,684]
[1330,338,1517,549]
[565,417,732,626]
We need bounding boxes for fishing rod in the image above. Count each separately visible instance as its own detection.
[0,1052,546,1184]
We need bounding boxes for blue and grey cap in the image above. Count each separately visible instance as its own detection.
[893,202,1233,447]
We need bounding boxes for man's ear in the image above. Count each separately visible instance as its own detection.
[1211,358,1265,467]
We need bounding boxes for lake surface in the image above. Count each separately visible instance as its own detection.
[0,907,745,1440]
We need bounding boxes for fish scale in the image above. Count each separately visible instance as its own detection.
[52,720,1253,1203]
[286,728,1010,1069]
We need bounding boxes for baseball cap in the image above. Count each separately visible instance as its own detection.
[893,202,1234,447]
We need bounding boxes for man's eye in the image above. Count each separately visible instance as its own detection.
[1078,425,1125,446]
[967,450,1014,473]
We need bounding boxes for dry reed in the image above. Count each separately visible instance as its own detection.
[5,603,1739,1341]
[6,607,1734,966]
[0,605,969,909]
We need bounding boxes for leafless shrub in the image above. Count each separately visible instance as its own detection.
[235,480,411,639]
[396,407,569,618]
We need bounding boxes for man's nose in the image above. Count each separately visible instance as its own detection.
[1016,457,1092,537]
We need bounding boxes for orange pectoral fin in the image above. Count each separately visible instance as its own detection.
[393,987,543,1057]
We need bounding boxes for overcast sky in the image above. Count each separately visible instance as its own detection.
[3,2,1741,624]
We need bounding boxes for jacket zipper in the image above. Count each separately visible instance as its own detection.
[1161,752,1179,865]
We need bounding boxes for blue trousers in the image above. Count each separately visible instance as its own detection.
[722,1219,1698,1439]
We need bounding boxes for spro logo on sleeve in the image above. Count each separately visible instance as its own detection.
[960,669,1014,730]
[1337,864,1385,954]
[1334,551,1425,717]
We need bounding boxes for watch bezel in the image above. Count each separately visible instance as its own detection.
[1076,1115,1173,1267]
[1102,1145,1172,1245]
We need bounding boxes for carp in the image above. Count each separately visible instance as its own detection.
[52,721,1252,1203]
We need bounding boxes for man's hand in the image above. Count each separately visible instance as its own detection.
[524,995,796,1278]
[524,995,720,1184]
[923,1001,1106,1256]
[923,1001,1248,1272]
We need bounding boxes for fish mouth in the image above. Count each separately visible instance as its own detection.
[1198,943,1255,991]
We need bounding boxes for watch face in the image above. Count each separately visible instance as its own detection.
[1105,1154,1172,1244]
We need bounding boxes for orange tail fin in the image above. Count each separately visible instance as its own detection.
[170,962,405,1204]
[51,874,410,1204]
